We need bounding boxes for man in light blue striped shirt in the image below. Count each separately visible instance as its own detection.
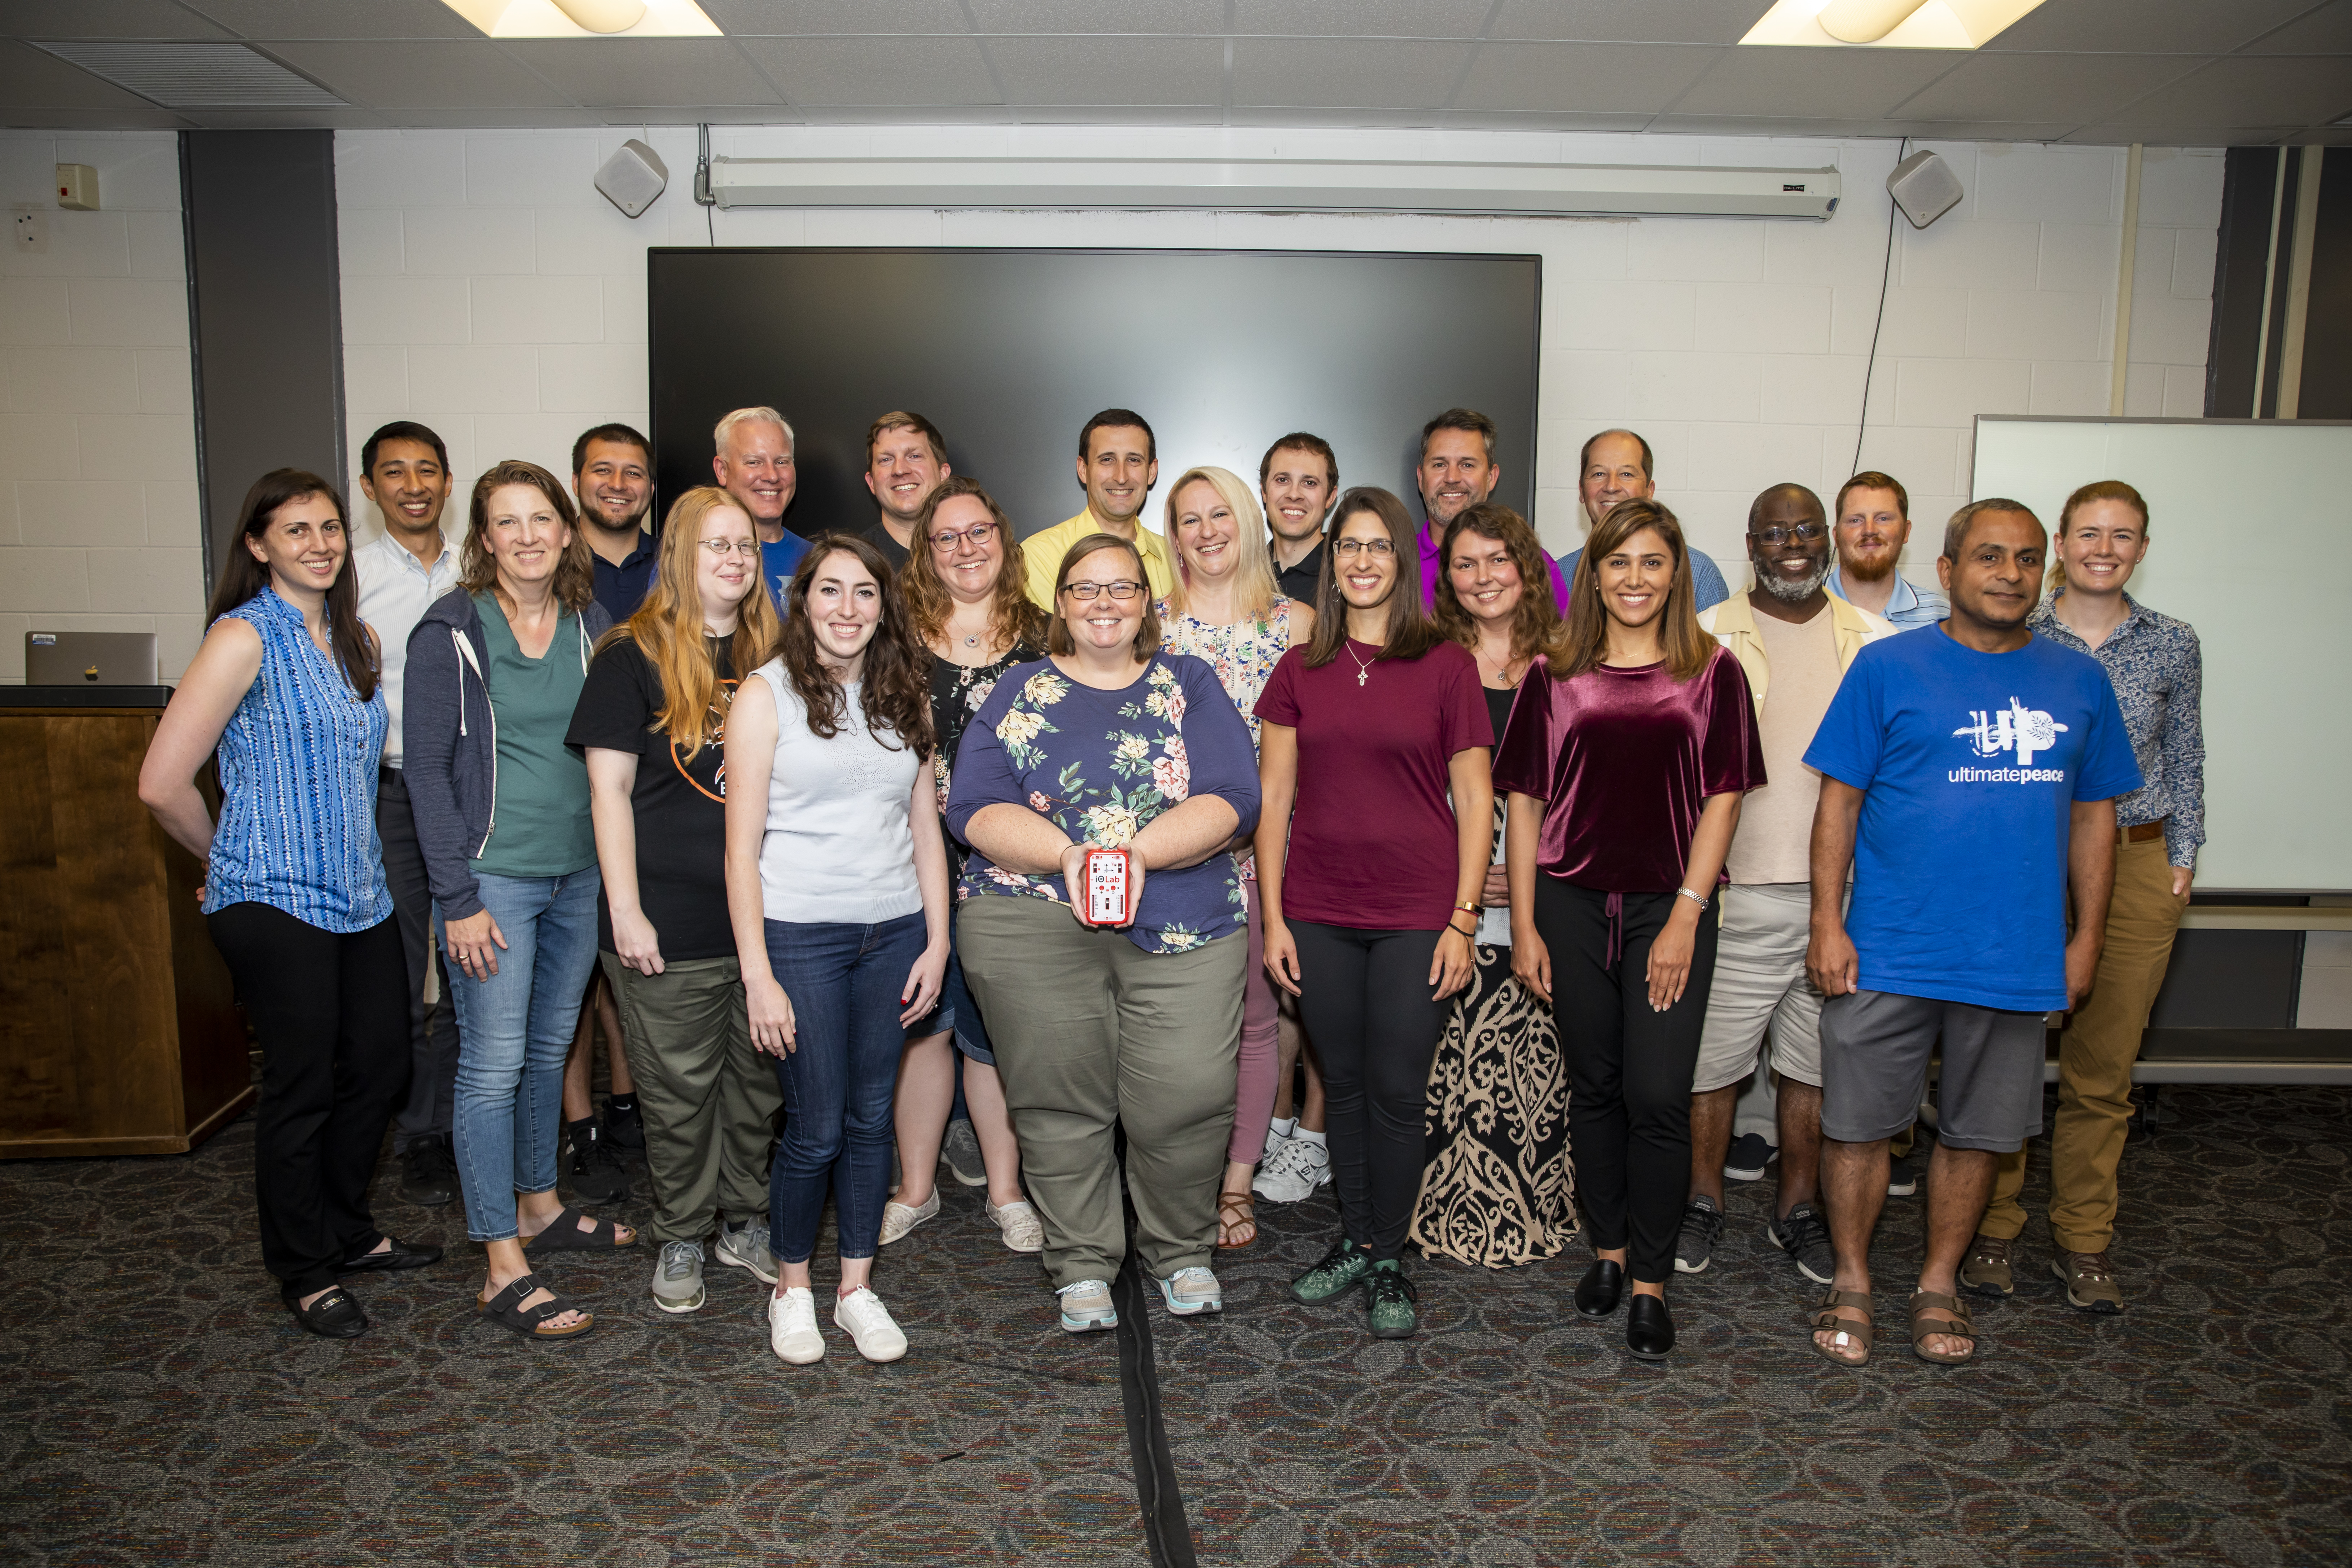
[1828,471,1949,629]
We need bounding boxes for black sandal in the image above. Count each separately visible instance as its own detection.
[478,1271,595,1340]
[522,1204,635,1252]
[286,1284,369,1339]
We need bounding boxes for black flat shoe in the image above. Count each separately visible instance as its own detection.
[341,1234,444,1273]
[1575,1259,1625,1318]
[1627,1293,1675,1360]
[286,1285,369,1339]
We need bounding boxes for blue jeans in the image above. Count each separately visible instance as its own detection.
[441,868,604,1242]
[764,912,927,1266]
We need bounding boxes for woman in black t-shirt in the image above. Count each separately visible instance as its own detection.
[877,476,1050,1254]
[566,486,784,1316]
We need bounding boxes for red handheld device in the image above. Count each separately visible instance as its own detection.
[1078,846,1139,928]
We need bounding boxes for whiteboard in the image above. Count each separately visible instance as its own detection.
[1972,416,2352,894]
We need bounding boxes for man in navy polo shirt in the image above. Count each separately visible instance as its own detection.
[574,422,658,622]
[1801,498,2140,1367]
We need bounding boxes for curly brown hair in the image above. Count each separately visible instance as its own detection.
[460,458,597,612]
[1431,502,1559,666]
[776,533,936,755]
[900,475,1048,653]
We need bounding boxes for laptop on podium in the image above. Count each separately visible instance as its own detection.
[25,631,160,686]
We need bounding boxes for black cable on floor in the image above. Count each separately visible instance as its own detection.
[1110,1158,1199,1568]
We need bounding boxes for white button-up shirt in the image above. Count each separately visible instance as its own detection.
[352,530,461,768]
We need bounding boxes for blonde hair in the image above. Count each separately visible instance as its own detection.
[712,405,793,453]
[1162,466,1277,620]
[601,486,781,762]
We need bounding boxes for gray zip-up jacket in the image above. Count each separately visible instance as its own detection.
[402,585,611,922]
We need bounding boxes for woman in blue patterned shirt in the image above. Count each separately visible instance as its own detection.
[140,469,436,1340]
[948,533,1261,1334]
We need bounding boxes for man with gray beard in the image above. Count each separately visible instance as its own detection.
[1673,484,1894,1279]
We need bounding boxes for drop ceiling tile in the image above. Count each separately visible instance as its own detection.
[2106,56,2352,128]
[1647,114,1896,138]
[0,38,173,109]
[1670,46,1961,118]
[2238,0,2352,53]
[178,1,479,39]
[8,1,236,39]
[1456,41,1720,114]
[619,103,809,122]
[736,35,999,104]
[1006,104,1226,124]
[2057,123,2279,147]
[498,40,782,105]
[984,36,1227,105]
[34,40,342,105]
[267,40,578,108]
[1892,52,2204,123]
[1982,0,2317,54]
[696,0,971,35]
[965,0,1226,34]
[1232,38,1473,108]
[1490,0,1769,45]
[1873,119,2086,142]
[1441,109,1659,131]
[181,105,396,128]
[380,106,610,128]
[1223,105,1448,127]
[1234,0,1494,38]
[794,102,1014,123]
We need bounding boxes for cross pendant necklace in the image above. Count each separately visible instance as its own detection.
[1347,644,1374,686]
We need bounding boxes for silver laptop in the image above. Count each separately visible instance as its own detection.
[25,631,158,686]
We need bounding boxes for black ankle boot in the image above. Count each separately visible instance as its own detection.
[1627,1293,1675,1360]
[1575,1259,1625,1318]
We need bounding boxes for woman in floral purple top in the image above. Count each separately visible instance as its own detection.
[947,532,1261,1335]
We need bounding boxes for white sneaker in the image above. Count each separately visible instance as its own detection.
[767,1286,824,1364]
[986,1198,1045,1253]
[1057,1278,1118,1332]
[1158,1265,1223,1316]
[834,1286,909,1363]
[878,1189,940,1245]
[1252,1134,1331,1202]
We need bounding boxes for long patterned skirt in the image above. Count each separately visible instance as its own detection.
[1408,942,1575,1268]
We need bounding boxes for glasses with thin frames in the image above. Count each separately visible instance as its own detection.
[931,520,998,551]
[1752,523,1827,546]
[1062,579,1144,601]
[699,539,762,558]
[1331,537,1396,559]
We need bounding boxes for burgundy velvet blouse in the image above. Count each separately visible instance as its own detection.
[1491,646,1765,893]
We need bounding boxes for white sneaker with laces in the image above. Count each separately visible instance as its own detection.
[986,1198,1045,1253]
[834,1286,909,1362]
[767,1286,824,1364]
[878,1189,940,1245]
[1252,1134,1331,1202]
[1057,1278,1118,1332]
[1158,1265,1223,1316]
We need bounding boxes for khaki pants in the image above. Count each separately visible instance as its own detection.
[957,897,1243,1288]
[1981,835,2185,1253]
[601,953,781,1245]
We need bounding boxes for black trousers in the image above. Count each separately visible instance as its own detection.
[1290,922,1450,1262]
[378,767,460,1152]
[1535,879,1718,1286]
[207,902,412,1297]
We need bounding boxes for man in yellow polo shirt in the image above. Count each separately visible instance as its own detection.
[1022,408,1174,607]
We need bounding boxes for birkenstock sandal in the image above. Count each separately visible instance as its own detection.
[1908,1289,1977,1364]
[479,1271,594,1340]
[1805,1287,1873,1366]
[522,1204,634,1252]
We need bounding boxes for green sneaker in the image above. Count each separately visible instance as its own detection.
[1365,1260,1418,1340]
[1291,1237,1372,1304]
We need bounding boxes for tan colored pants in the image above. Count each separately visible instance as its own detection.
[1981,835,2185,1253]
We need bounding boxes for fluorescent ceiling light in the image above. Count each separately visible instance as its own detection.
[439,0,720,38]
[1741,0,2047,48]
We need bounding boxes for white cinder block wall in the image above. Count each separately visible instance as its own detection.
[337,126,2222,587]
[0,130,204,683]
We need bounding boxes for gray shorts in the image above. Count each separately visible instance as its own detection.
[1691,883,1824,1093]
[1818,990,2046,1153]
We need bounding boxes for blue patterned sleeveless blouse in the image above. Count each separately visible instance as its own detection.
[200,588,393,932]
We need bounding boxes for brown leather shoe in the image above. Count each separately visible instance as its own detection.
[2052,1249,2124,1314]
[1959,1233,2014,1297]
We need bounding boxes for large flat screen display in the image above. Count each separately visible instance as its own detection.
[646,247,1541,544]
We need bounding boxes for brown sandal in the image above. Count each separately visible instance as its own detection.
[1805,1287,1874,1366]
[1216,1192,1258,1249]
[1909,1290,1977,1364]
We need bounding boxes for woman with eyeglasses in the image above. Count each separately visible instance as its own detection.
[949,534,1261,1334]
[1256,487,1493,1340]
[881,476,1049,1256]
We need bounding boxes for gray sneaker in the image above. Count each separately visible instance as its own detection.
[1767,1203,1836,1286]
[941,1118,987,1187]
[1674,1195,1725,1274]
[651,1240,706,1314]
[1252,1133,1331,1202]
[714,1218,778,1285]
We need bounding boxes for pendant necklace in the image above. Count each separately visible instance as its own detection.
[1346,642,1374,687]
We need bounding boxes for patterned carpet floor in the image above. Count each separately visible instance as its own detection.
[3,1084,2348,1566]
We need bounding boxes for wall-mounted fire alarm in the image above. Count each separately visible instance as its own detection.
[56,164,99,211]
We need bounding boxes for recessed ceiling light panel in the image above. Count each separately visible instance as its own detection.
[439,0,721,38]
[1741,0,2047,49]
[34,41,343,107]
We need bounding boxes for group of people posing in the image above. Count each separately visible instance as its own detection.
[137,398,2202,1370]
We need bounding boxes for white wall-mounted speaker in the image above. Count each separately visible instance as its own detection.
[595,139,668,218]
[1886,149,1963,229]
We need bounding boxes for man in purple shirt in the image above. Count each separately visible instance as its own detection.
[1413,408,1574,614]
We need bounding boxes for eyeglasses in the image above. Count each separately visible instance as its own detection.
[1752,523,1827,546]
[931,521,997,550]
[1331,537,1396,559]
[699,539,762,558]
[1062,579,1144,601]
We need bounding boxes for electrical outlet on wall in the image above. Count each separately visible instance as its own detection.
[12,206,47,254]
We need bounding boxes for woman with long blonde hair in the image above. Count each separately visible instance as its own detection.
[568,486,784,1317]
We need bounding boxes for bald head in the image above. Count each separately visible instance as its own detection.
[1747,482,1831,606]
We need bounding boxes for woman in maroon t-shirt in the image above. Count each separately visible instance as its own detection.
[1496,499,1764,1362]
[1256,487,1493,1341]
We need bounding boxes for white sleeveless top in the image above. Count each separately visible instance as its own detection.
[751,660,922,924]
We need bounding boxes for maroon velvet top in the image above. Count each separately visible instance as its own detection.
[1492,646,1765,893]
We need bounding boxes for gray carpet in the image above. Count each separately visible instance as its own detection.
[3,1085,2349,1565]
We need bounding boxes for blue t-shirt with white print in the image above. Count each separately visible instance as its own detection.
[762,533,811,611]
[1804,625,2141,1011]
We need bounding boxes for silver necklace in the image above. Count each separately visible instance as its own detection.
[1346,642,1374,687]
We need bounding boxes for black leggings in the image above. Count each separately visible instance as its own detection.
[1289,922,1450,1262]
[207,903,411,1297]
[1535,880,1718,1286]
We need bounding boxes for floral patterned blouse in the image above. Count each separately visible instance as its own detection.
[1158,595,1300,881]
[932,640,1042,877]
[943,652,1262,952]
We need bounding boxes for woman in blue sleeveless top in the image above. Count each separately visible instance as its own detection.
[141,469,439,1340]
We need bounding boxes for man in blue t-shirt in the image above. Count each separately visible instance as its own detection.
[712,405,810,608]
[1799,499,2140,1367]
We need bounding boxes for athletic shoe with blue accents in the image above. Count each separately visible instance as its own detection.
[1057,1278,1118,1332]
[1157,1266,1223,1317]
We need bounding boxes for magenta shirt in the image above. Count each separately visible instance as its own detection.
[1492,646,1765,893]
[1418,520,1575,615]
[1256,639,1492,931]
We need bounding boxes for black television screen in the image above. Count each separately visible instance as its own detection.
[646,246,1540,544]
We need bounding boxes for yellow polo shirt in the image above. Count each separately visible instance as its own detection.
[1021,510,1175,609]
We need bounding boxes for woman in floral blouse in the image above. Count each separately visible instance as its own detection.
[882,477,1048,1256]
[948,533,1262,1334]
[1157,465,1314,1249]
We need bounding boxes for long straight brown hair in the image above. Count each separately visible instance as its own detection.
[600,486,781,762]
[205,468,378,701]
[776,533,935,754]
[1300,486,1442,668]
[1551,498,1717,682]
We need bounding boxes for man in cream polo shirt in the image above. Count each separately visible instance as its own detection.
[1022,408,1172,608]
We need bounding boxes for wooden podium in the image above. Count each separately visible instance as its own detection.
[0,689,252,1158]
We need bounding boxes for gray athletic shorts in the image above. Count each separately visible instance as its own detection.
[1818,989,2046,1153]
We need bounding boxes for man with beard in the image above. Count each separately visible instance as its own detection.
[1829,471,1948,628]
[1023,408,1172,607]
[1413,408,1572,611]
[712,405,811,608]
[861,410,952,570]
[1676,484,1892,1282]
[574,423,658,621]
[1557,429,1729,612]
